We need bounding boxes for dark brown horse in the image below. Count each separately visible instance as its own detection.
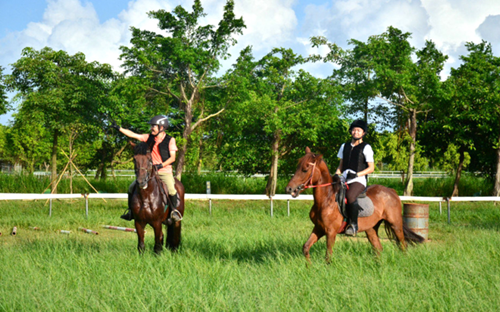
[130,142,185,254]
[285,147,424,262]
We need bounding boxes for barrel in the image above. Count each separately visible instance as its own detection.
[403,203,429,240]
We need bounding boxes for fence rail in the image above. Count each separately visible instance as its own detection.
[27,170,450,179]
[0,192,498,222]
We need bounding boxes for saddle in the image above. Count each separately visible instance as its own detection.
[154,175,170,210]
[336,183,374,220]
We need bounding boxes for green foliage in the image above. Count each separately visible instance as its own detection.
[0,66,9,114]
[6,47,115,133]
[219,46,345,195]
[119,0,246,178]
[433,144,471,174]
[375,131,429,172]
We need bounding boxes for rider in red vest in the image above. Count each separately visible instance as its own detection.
[335,120,375,236]
[112,115,182,223]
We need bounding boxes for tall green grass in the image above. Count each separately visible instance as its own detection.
[0,172,493,196]
[1,199,499,311]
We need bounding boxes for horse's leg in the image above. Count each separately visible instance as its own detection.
[325,228,337,263]
[365,227,383,255]
[303,226,324,264]
[153,222,163,255]
[135,221,146,254]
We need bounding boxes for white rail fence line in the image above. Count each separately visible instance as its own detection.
[1,193,499,222]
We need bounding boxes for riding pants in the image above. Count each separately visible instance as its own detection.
[158,173,177,196]
[346,182,365,204]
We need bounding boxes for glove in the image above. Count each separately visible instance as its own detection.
[154,163,164,170]
[346,172,358,182]
[111,120,121,131]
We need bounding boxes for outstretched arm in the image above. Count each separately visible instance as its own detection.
[118,127,143,141]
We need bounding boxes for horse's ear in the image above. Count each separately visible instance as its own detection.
[305,146,311,154]
[129,141,136,150]
[316,154,323,162]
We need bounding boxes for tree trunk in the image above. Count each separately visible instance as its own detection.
[197,137,203,175]
[404,109,417,196]
[452,149,465,197]
[51,129,59,194]
[265,130,281,197]
[493,144,500,196]
[175,100,193,181]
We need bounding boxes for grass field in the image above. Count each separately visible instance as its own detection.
[1,199,499,311]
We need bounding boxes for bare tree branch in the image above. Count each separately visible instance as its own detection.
[191,108,226,131]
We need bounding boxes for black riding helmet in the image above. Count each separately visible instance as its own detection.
[148,115,169,128]
[349,119,368,133]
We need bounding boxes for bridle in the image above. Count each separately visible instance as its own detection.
[300,160,337,190]
[135,155,153,185]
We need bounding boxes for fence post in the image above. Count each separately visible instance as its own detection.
[287,199,290,216]
[270,197,273,217]
[85,194,89,219]
[49,198,52,217]
[206,181,211,215]
[446,197,451,224]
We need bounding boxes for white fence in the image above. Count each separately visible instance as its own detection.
[1,192,498,223]
[28,170,450,179]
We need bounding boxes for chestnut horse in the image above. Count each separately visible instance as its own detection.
[130,142,185,254]
[285,147,424,262]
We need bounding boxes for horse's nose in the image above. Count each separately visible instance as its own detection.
[285,186,293,194]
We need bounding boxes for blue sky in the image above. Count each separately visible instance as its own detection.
[1,0,500,125]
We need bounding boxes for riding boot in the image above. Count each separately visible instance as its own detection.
[168,193,182,223]
[120,186,135,221]
[345,199,360,236]
[120,208,133,221]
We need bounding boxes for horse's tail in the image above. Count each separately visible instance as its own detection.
[383,221,425,246]
[402,224,425,245]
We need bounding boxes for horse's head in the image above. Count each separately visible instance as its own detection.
[131,141,153,189]
[285,147,324,198]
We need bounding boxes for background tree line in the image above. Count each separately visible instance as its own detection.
[0,0,499,197]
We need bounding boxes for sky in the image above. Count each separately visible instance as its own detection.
[1,0,500,125]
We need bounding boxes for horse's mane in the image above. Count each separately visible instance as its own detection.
[134,142,150,155]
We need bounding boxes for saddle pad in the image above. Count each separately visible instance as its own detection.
[358,196,374,217]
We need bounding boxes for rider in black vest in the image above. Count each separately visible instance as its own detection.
[112,115,182,224]
[335,120,375,236]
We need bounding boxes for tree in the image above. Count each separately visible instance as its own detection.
[4,112,52,173]
[6,47,115,192]
[219,47,345,196]
[432,41,500,196]
[120,0,245,180]
[0,66,9,114]
[315,27,447,195]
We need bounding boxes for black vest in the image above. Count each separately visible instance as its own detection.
[342,142,368,173]
[146,134,172,162]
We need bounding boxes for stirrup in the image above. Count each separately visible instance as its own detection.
[171,209,183,222]
[345,224,358,236]
[120,209,133,221]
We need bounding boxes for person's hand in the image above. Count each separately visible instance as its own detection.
[111,120,120,131]
[346,172,358,182]
[154,163,163,170]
